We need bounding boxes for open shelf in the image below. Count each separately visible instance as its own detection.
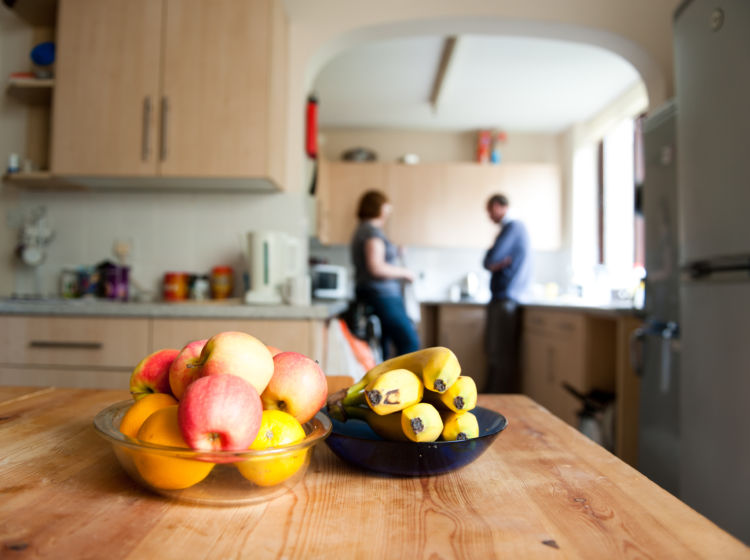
[7,76,54,103]
[9,77,55,88]
[2,172,83,190]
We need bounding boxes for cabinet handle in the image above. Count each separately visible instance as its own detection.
[141,96,152,162]
[29,341,103,350]
[160,96,169,161]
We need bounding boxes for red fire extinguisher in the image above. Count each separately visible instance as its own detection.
[306,95,318,159]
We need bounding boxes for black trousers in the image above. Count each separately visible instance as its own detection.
[485,298,521,394]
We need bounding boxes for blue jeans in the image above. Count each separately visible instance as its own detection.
[357,289,420,360]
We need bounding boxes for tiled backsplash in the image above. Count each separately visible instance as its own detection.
[3,187,568,301]
[309,238,569,303]
[4,188,311,299]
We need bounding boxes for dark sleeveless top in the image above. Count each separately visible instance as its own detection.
[351,222,401,297]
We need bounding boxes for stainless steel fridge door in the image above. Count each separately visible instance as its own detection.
[637,320,681,496]
[680,278,750,543]
[674,0,750,263]
[642,101,679,322]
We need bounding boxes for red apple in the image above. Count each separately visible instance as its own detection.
[178,374,263,452]
[129,348,180,400]
[261,351,328,423]
[195,331,274,395]
[168,339,208,400]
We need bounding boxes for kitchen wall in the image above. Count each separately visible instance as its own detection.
[1,1,671,300]
[318,128,561,164]
[0,7,312,299]
[4,187,311,299]
[310,126,569,301]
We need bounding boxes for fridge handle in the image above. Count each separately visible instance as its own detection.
[630,326,646,377]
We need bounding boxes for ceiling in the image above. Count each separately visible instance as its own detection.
[313,34,643,133]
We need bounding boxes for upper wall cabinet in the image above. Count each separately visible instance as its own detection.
[317,160,562,250]
[50,0,287,190]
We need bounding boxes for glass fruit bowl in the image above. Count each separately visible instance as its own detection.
[324,406,507,476]
[93,400,332,506]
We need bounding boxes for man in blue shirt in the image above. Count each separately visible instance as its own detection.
[483,194,531,393]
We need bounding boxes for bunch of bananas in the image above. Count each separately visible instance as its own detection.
[328,347,479,443]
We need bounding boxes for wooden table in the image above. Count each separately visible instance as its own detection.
[1,387,747,559]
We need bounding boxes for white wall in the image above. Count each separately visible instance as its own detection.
[319,128,561,164]
[310,126,568,300]
[5,187,311,299]
[0,0,675,299]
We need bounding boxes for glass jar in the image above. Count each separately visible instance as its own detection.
[163,272,188,301]
[210,266,233,299]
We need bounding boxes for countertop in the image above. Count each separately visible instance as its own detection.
[0,297,348,320]
[1,387,746,559]
[421,297,642,317]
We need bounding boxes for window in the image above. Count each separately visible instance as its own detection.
[571,116,642,300]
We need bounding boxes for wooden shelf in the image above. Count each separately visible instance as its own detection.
[9,77,55,88]
[7,76,54,104]
[2,172,83,190]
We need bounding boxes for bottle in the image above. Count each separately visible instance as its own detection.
[7,153,20,174]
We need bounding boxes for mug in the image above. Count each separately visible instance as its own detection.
[282,275,311,306]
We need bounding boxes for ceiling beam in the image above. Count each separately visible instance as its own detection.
[429,36,459,114]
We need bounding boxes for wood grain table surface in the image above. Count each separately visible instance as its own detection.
[0,387,747,559]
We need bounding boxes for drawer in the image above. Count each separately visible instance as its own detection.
[523,308,585,336]
[0,316,150,369]
[151,318,322,361]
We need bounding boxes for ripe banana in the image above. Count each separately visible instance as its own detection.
[360,346,461,394]
[328,347,462,420]
[401,402,443,442]
[422,375,477,413]
[342,405,410,442]
[440,410,479,441]
[364,368,424,415]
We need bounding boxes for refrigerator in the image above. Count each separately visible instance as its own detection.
[673,0,750,543]
[638,100,681,498]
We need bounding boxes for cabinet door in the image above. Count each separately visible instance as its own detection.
[434,305,488,392]
[386,164,445,246]
[520,329,556,410]
[160,0,286,181]
[51,0,162,175]
[317,160,387,244]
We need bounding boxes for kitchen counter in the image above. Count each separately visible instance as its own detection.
[421,297,641,317]
[0,298,348,320]
[1,387,747,559]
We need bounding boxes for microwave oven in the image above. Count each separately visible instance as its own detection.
[311,264,348,300]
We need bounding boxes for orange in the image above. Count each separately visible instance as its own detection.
[119,393,178,438]
[236,410,308,487]
[133,406,214,490]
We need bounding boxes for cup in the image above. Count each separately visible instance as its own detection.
[282,275,311,306]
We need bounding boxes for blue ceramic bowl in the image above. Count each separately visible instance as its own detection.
[324,406,508,476]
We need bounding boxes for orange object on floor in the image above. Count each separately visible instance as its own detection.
[337,319,376,372]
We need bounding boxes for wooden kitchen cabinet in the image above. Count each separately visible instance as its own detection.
[316,160,561,248]
[420,304,488,392]
[0,315,150,389]
[520,308,616,427]
[51,0,287,189]
[151,318,325,363]
[316,160,388,243]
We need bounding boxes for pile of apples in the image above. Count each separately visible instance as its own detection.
[128,331,328,452]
